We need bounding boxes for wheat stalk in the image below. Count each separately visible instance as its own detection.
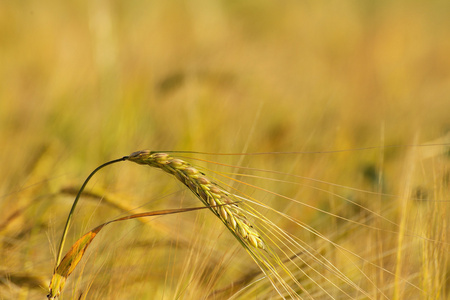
[50,147,446,299]
[52,150,299,299]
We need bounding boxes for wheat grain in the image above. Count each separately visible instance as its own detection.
[127,150,266,250]
[127,151,302,297]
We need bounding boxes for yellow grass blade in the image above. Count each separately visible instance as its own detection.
[47,206,210,299]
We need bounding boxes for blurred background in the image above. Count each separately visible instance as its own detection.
[1,0,449,299]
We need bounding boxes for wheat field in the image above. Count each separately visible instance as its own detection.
[0,1,449,299]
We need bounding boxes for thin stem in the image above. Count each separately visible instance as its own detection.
[54,156,129,270]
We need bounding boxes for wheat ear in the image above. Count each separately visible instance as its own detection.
[127,150,266,250]
[53,151,297,299]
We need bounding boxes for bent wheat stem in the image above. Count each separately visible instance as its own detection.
[54,156,129,270]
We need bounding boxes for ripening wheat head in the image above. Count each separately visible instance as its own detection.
[127,150,303,298]
[50,144,448,299]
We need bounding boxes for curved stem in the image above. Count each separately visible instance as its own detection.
[54,156,129,270]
